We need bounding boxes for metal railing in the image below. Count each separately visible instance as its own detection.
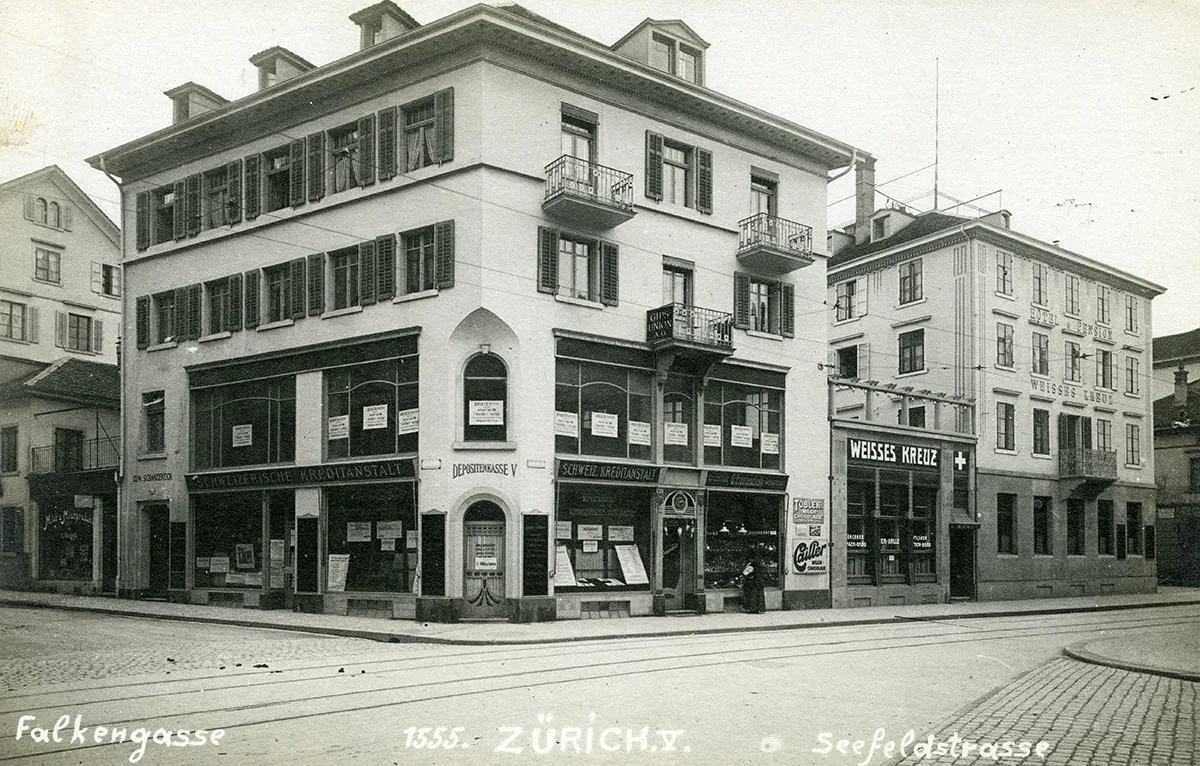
[1058,448,1118,480]
[30,437,120,474]
[737,212,813,258]
[647,303,734,350]
[544,155,634,211]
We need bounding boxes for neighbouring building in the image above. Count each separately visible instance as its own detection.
[1152,369,1200,586]
[1152,327,1200,401]
[827,203,1165,603]
[0,166,122,592]
[88,3,870,619]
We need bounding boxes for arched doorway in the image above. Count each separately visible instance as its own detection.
[462,501,506,618]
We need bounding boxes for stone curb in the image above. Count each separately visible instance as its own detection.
[1062,640,1200,683]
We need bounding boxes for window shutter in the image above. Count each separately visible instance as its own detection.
[376,235,396,299]
[244,270,260,329]
[307,253,324,316]
[780,282,795,337]
[307,132,325,202]
[1057,412,1068,449]
[696,147,713,214]
[62,206,73,231]
[185,174,202,236]
[855,276,868,317]
[92,319,103,354]
[537,226,558,294]
[91,262,103,293]
[27,307,38,344]
[857,342,870,379]
[358,114,376,186]
[434,87,454,163]
[434,220,455,289]
[377,107,397,180]
[733,272,750,329]
[827,345,839,372]
[135,191,151,250]
[645,131,664,200]
[113,266,123,297]
[290,258,307,319]
[171,180,186,240]
[227,273,243,331]
[1081,416,1093,450]
[173,287,188,340]
[226,159,243,224]
[187,283,202,339]
[23,194,34,221]
[359,241,377,306]
[244,155,261,220]
[289,139,306,207]
[135,296,150,349]
[600,241,619,306]
[55,311,66,348]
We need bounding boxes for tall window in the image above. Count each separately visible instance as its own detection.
[0,426,17,473]
[703,380,783,470]
[154,291,176,343]
[34,248,60,283]
[1126,503,1143,555]
[899,259,923,304]
[1064,274,1080,315]
[403,98,436,171]
[996,402,1015,450]
[1064,341,1082,382]
[996,323,1014,368]
[206,279,232,335]
[1125,423,1141,466]
[835,280,857,321]
[0,300,29,341]
[1032,263,1047,305]
[1067,500,1085,555]
[325,357,419,459]
[1096,285,1111,324]
[557,236,595,300]
[1033,409,1050,456]
[1032,332,1049,375]
[898,329,925,374]
[203,166,232,228]
[749,279,775,333]
[662,374,695,464]
[1124,295,1138,333]
[330,247,361,310]
[662,264,692,307]
[836,346,860,378]
[1097,500,1114,555]
[649,33,702,83]
[49,201,61,228]
[1125,356,1140,395]
[463,354,507,442]
[1097,419,1112,452]
[555,358,653,462]
[264,146,292,212]
[264,264,292,323]
[192,376,296,469]
[152,186,175,245]
[1033,496,1052,555]
[1096,349,1114,389]
[560,113,597,196]
[846,467,938,585]
[997,493,1016,554]
[750,176,776,216]
[65,313,94,352]
[996,251,1013,296]
[330,123,361,193]
[94,263,122,297]
[142,392,165,454]
[662,142,692,207]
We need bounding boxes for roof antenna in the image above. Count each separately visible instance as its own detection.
[933,57,940,212]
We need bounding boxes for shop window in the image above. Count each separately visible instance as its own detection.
[325,357,419,459]
[1067,499,1085,555]
[142,391,165,454]
[909,477,937,580]
[663,374,695,464]
[0,426,17,473]
[554,358,653,461]
[702,380,782,470]
[1097,500,1114,555]
[995,323,1014,368]
[327,484,416,592]
[555,485,652,592]
[996,251,1013,296]
[34,248,60,283]
[0,300,31,342]
[1032,332,1049,376]
[1033,496,1052,555]
[463,354,507,442]
[192,376,296,470]
[0,506,22,553]
[39,505,93,580]
[847,466,937,585]
[193,493,264,589]
[898,259,923,304]
[706,493,780,589]
[1126,503,1143,555]
[846,467,874,584]
[997,493,1017,554]
[898,329,924,374]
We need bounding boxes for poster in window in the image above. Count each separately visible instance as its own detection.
[469,400,504,426]
[244,571,263,587]
[577,523,604,540]
[608,525,635,542]
[554,411,578,437]
[235,544,256,570]
[556,521,573,540]
[327,554,350,592]
[376,520,403,538]
[553,544,576,587]
[731,424,753,448]
[406,530,417,548]
[703,424,722,447]
[209,555,230,574]
[628,420,651,446]
[225,572,246,585]
[396,407,419,435]
[380,537,395,551]
[591,412,618,438]
[328,415,349,440]
[614,544,649,585]
[231,424,253,448]
[347,521,373,542]
[362,404,389,430]
[761,432,779,454]
[664,422,689,446]
[582,540,599,553]
[195,557,211,570]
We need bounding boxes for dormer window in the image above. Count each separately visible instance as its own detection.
[872,216,887,241]
[649,33,703,84]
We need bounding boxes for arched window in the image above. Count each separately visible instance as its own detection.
[35,198,48,224]
[463,353,507,442]
[49,201,61,229]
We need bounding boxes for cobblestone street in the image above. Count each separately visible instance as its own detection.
[891,658,1198,766]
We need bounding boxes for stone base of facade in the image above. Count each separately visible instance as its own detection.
[0,555,32,590]
[784,589,833,610]
[508,596,556,623]
[416,596,460,623]
[977,576,1157,601]
[558,592,654,619]
[833,584,944,609]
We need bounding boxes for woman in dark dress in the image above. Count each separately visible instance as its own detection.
[742,556,765,613]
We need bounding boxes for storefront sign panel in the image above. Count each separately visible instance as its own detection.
[452,462,517,479]
[793,538,829,574]
[792,497,826,524]
[186,458,416,491]
[1064,317,1113,341]
[1028,378,1113,405]
[706,471,789,492]
[556,460,659,483]
[848,438,939,468]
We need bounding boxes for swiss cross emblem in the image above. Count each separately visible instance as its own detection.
[954,451,968,471]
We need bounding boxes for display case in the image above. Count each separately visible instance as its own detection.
[704,531,779,589]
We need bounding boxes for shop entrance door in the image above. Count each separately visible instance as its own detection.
[661,518,696,610]
[948,525,976,599]
[463,502,506,618]
[145,504,169,598]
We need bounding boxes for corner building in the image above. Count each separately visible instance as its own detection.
[90,3,868,620]
[827,206,1164,602]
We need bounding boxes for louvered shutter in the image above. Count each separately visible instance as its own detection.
[172,181,186,240]
[358,114,376,186]
[359,241,377,306]
[1081,416,1093,449]
[62,206,73,231]
[289,258,306,319]
[227,273,243,332]
[289,140,306,207]
[27,307,38,344]
[828,345,840,373]
[600,241,619,306]
[857,342,870,379]
[733,272,750,329]
[855,277,868,317]
[307,254,325,315]
[377,107,397,180]
[91,262,103,293]
[645,131,663,200]
[55,311,66,348]
[696,147,713,214]
[226,160,242,224]
[91,319,103,354]
[135,191,151,250]
[244,270,260,329]
[23,194,34,221]
[537,227,558,294]
[781,282,795,337]
[1058,413,1069,450]
[112,266,122,297]
[187,283,202,339]
[434,87,454,163]
[376,235,396,299]
[307,132,325,202]
[173,287,188,340]
[135,296,150,349]
[185,174,202,235]
[434,220,455,289]
[244,155,261,220]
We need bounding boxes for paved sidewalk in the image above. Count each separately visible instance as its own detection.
[1065,626,1200,682]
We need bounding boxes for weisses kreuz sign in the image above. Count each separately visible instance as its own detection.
[848,438,939,468]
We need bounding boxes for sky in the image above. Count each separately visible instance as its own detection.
[2,0,1197,337]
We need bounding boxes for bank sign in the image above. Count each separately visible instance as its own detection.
[848,438,939,469]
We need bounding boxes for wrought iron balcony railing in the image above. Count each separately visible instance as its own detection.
[736,213,814,273]
[646,303,734,352]
[30,437,120,474]
[543,155,636,229]
[1058,448,1118,481]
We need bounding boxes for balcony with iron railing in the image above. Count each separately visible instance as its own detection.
[646,303,735,362]
[1058,448,1118,482]
[543,155,636,229]
[736,213,815,273]
[30,437,120,474]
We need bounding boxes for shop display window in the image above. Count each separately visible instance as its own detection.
[704,493,781,589]
[844,463,938,586]
[554,359,653,461]
[325,357,419,459]
[846,466,874,584]
[192,376,295,470]
[38,506,93,580]
[703,380,782,470]
[555,485,652,591]
[326,484,416,593]
[193,493,264,589]
[662,374,695,464]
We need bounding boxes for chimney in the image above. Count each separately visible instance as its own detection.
[249,47,316,91]
[350,1,420,50]
[1176,366,1189,408]
[164,82,229,124]
[854,158,876,244]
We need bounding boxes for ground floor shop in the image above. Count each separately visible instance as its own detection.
[1155,504,1200,586]
[25,470,117,594]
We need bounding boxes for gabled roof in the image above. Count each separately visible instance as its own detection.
[0,358,119,409]
[1153,327,1200,365]
[0,165,119,247]
[612,18,710,50]
[349,0,420,29]
[1153,380,1200,432]
[249,46,316,71]
[829,211,971,268]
